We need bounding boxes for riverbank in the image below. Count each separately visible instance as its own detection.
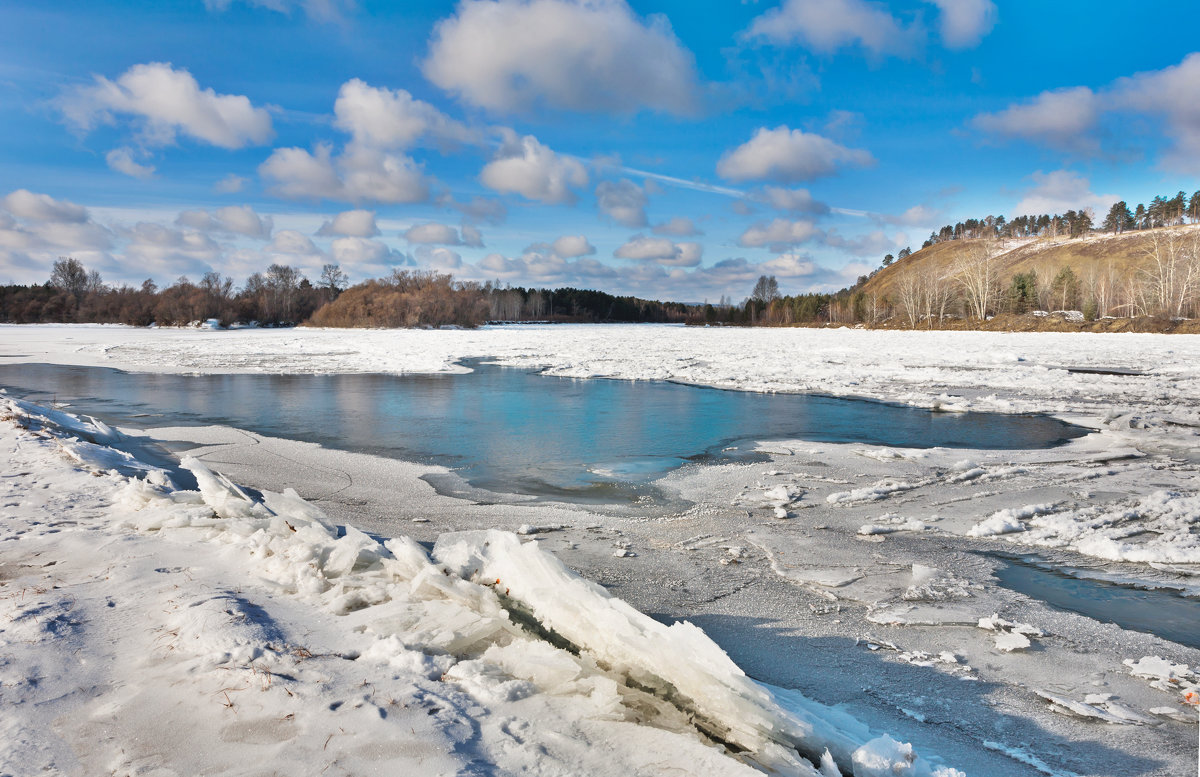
[3,324,1199,775]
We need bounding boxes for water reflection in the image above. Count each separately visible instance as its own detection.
[1,361,1087,503]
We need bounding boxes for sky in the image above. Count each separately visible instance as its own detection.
[1,0,1199,302]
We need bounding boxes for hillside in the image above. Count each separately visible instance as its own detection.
[856,224,1200,326]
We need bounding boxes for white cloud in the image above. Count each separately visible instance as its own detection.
[717,126,874,183]
[316,209,380,237]
[60,62,273,150]
[613,235,702,267]
[213,174,248,194]
[479,130,587,204]
[651,216,702,237]
[1111,52,1200,171]
[2,189,90,223]
[330,237,406,273]
[259,144,429,204]
[460,224,484,248]
[338,147,429,204]
[925,0,996,49]
[121,222,224,279]
[176,205,273,239]
[1013,170,1119,216]
[267,229,323,257]
[737,217,822,251]
[756,186,830,215]
[415,245,463,270]
[333,79,478,151]
[972,54,1200,171]
[106,147,156,179]
[595,179,648,227]
[971,87,1100,151]
[259,143,344,200]
[550,234,595,257]
[423,0,700,115]
[759,252,818,278]
[744,0,922,58]
[404,222,466,245]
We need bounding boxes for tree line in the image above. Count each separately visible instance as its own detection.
[920,187,1200,248]
[0,258,693,328]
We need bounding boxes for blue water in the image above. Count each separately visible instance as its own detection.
[992,555,1200,649]
[0,361,1086,503]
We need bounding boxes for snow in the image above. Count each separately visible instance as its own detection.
[1,395,964,777]
[3,323,1200,775]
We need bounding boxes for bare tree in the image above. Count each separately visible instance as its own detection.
[1138,230,1200,317]
[955,240,999,320]
[49,257,88,297]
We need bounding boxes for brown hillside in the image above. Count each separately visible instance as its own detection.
[861,224,1200,305]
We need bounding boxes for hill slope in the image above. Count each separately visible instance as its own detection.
[858,224,1200,322]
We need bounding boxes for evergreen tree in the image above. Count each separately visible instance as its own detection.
[1103,201,1134,233]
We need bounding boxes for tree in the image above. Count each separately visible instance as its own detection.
[1050,266,1080,310]
[1007,272,1038,313]
[955,240,999,319]
[1189,190,1200,223]
[897,247,912,260]
[49,257,88,297]
[882,254,894,266]
[1103,201,1134,233]
[751,275,780,304]
[319,263,349,300]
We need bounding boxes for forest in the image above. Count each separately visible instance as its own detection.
[0,258,692,328]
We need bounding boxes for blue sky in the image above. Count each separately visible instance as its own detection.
[2,0,1198,302]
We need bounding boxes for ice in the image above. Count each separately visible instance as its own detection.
[1,394,968,777]
[966,503,1057,537]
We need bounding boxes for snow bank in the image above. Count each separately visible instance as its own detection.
[1,396,965,777]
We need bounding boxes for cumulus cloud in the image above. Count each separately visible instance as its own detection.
[479,130,587,204]
[595,179,648,227]
[1111,52,1200,170]
[0,191,114,272]
[316,209,380,237]
[423,0,700,115]
[330,236,408,273]
[651,216,702,236]
[2,189,90,223]
[260,143,429,203]
[971,87,1100,151]
[1013,170,1119,216]
[972,53,1200,169]
[613,235,702,267]
[176,205,273,239]
[403,222,470,245]
[744,0,923,58]
[333,78,478,151]
[550,234,595,257]
[60,62,273,150]
[121,222,224,279]
[717,126,874,183]
[755,186,830,215]
[106,147,156,179]
[737,217,822,252]
[414,245,463,270]
[267,229,323,257]
[925,0,996,49]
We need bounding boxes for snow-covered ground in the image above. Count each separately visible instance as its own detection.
[2,323,1199,776]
